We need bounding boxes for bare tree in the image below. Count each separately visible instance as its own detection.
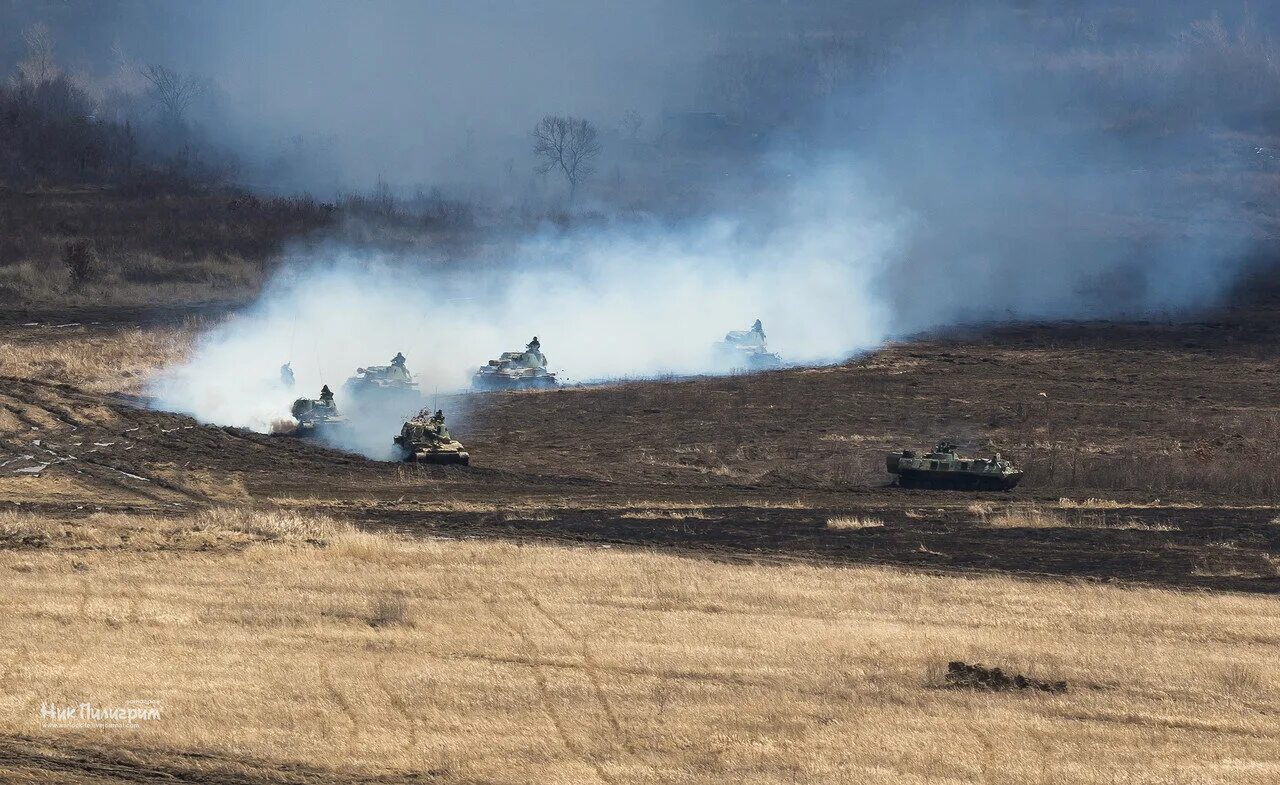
[531,115,601,204]
[18,23,58,84]
[621,109,644,141]
[140,64,204,126]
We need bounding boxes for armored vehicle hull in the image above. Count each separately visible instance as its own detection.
[401,442,470,465]
[715,319,783,372]
[291,417,350,437]
[395,408,470,465]
[886,444,1023,491]
[344,354,423,412]
[737,349,783,371]
[472,337,558,392]
[471,366,558,391]
[343,371,419,396]
[289,394,347,437]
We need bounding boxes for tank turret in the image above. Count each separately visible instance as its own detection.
[289,385,347,436]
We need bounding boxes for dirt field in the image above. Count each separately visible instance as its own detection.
[0,296,1278,782]
[1,296,1277,593]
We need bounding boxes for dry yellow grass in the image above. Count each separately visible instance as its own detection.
[0,323,198,393]
[0,506,353,551]
[825,516,884,530]
[980,504,1178,531]
[148,467,252,503]
[1057,498,1204,510]
[966,501,996,516]
[983,503,1066,528]
[620,508,711,520]
[0,509,1276,783]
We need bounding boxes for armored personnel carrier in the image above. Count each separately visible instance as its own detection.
[394,408,469,465]
[715,319,782,370]
[472,336,558,391]
[289,385,347,436]
[886,442,1023,490]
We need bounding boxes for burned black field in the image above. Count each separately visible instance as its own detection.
[2,295,1277,595]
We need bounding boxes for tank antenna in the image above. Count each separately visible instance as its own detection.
[313,335,325,384]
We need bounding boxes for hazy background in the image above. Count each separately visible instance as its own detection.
[5,0,1278,452]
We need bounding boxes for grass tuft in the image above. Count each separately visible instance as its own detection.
[826,516,884,530]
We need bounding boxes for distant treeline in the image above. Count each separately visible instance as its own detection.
[0,71,231,192]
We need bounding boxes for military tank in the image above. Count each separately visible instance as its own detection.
[472,336,558,391]
[394,408,469,465]
[289,385,347,436]
[886,442,1023,490]
[343,352,424,414]
[715,319,783,371]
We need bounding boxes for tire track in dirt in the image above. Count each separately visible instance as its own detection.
[32,576,95,696]
[483,593,616,785]
[319,664,361,756]
[40,643,89,708]
[0,643,28,690]
[372,660,421,754]
[517,585,640,760]
[76,453,208,504]
[0,401,48,432]
[14,393,90,432]
[76,574,91,618]
[0,385,209,505]
[1,397,143,497]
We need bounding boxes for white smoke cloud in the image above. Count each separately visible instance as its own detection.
[148,166,901,456]
[149,140,1260,462]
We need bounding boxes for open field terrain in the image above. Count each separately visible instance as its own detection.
[0,510,1276,784]
[0,295,1277,783]
[6,4,1280,782]
[1,297,1277,591]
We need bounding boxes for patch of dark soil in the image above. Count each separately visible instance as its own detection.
[2,302,1279,595]
[362,505,1280,594]
[944,661,1068,693]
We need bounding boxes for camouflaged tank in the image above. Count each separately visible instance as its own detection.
[289,385,347,436]
[394,408,469,465]
[472,336,558,391]
[886,442,1023,490]
[343,352,424,413]
[715,319,782,371]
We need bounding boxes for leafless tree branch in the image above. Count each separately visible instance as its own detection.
[531,114,601,204]
[18,23,58,84]
[140,64,204,125]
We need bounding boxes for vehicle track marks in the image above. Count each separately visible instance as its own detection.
[0,644,28,690]
[373,660,421,754]
[319,664,361,756]
[483,593,616,785]
[518,585,638,759]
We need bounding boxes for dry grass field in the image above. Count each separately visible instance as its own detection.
[0,321,199,394]
[0,508,1276,784]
